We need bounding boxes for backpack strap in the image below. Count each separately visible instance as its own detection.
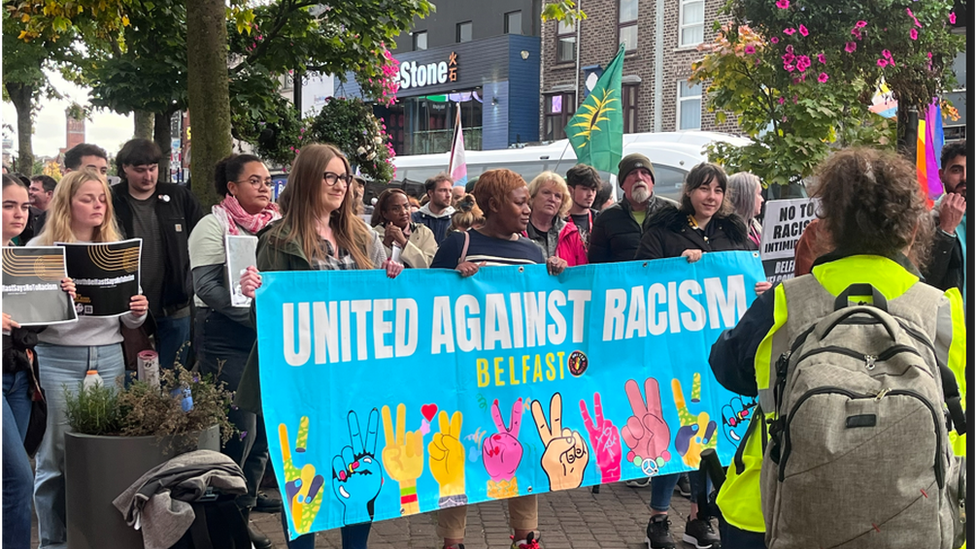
[939,362,967,435]
[458,230,470,265]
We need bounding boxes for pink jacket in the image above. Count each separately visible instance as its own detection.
[555,213,590,267]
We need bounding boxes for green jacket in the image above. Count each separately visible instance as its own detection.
[233,222,316,414]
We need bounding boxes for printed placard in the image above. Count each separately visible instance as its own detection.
[59,239,142,317]
[226,234,258,308]
[1,246,77,326]
[759,198,819,283]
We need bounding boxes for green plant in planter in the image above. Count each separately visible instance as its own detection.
[64,365,235,447]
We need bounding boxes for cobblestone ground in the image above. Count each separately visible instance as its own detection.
[31,481,700,548]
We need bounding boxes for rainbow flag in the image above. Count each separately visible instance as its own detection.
[916,98,944,207]
[448,105,468,188]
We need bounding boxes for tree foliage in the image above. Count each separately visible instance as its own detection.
[691,0,962,185]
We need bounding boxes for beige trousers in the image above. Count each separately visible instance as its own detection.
[436,495,539,539]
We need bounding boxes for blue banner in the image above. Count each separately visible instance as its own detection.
[255,251,764,539]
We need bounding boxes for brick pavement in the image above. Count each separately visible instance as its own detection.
[249,482,696,549]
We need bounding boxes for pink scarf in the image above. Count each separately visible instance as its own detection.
[212,195,281,235]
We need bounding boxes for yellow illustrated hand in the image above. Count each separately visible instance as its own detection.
[532,393,589,491]
[672,375,718,469]
[428,410,466,505]
[381,404,424,515]
[279,417,325,534]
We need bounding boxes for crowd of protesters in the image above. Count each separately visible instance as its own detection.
[2,137,967,549]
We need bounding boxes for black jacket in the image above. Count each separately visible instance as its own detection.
[635,205,756,260]
[588,194,679,264]
[112,182,204,314]
[924,209,964,294]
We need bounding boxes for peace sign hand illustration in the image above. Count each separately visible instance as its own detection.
[673,374,717,469]
[532,393,589,491]
[580,392,622,483]
[483,398,524,482]
[331,409,384,524]
[381,404,424,515]
[428,410,466,507]
[621,377,671,475]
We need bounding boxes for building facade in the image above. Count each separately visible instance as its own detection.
[340,1,543,154]
[540,0,735,141]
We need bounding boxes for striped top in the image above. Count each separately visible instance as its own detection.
[431,229,544,269]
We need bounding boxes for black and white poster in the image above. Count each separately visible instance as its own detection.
[59,239,142,317]
[2,246,77,326]
[225,234,258,308]
[759,198,819,284]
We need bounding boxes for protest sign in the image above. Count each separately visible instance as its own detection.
[759,198,819,283]
[226,235,258,307]
[59,239,142,317]
[255,251,764,539]
[2,246,77,326]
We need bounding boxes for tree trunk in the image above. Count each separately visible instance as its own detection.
[5,82,35,174]
[134,110,154,140]
[186,0,232,207]
[154,111,174,184]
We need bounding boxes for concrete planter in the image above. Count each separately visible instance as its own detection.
[64,425,220,549]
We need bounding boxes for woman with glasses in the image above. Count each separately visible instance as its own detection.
[187,153,281,549]
[370,187,438,268]
[237,143,403,549]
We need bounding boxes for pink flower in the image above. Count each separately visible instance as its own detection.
[770,36,780,44]
[792,95,798,104]
[782,116,788,123]
[927,51,933,58]
[855,20,867,28]
[818,72,829,83]
[776,0,790,8]
[785,44,794,54]
[744,44,756,54]
[792,77,802,84]
[818,53,826,64]
[851,28,863,39]
[877,58,888,67]
[785,63,796,72]
[845,41,857,53]
[882,49,892,59]
[778,96,786,105]
[910,28,918,40]
[949,12,957,24]
[796,55,812,72]
[783,27,796,35]
[798,24,809,36]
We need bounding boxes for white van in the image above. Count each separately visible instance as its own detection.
[392,131,749,202]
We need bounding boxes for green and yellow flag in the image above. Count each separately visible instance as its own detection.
[566,44,625,173]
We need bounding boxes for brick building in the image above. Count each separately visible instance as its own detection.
[540,0,736,141]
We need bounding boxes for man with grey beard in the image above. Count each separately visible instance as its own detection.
[587,153,678,263]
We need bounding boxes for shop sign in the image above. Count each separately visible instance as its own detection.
[398,52,459,91]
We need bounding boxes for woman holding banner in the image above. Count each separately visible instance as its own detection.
[634,162,769,549]
[237,143,403,549]
[187,153,281,549]
[430,168,566,549]
[27,168,149,549]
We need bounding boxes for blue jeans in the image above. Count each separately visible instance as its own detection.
[650,472,710,512]
[34,343,125,549]
[0,372,34,547]
[279,511,371,549]
[156,314,191,370]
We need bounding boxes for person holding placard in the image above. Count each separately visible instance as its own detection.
[236,143,404,549]
[635,162,769,549]
[27,169,148,549]
[187,153,281,549]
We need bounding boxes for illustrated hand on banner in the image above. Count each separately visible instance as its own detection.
[622,378,671,476]
[580,392,622,483]
[428,410,466,507]
[673,374,718,469]
[279,417,325,534]
[331,409,384,524]
[381,404,424,515]
[483,398,524,498]
[532,393,589,491]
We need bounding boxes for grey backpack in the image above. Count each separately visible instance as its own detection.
[761,280,966,549]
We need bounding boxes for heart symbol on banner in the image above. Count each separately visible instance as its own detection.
[421,403,438,422]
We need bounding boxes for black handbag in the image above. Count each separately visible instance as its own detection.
[23,348,47,458]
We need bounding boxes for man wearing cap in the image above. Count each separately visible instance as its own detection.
[587,153,678,264]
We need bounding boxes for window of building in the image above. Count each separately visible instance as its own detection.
[544,92,576,140]
[622,83,639,133]
[677,81,702,130]
[457,21,473,43]
[619,0,638,52]
[505,11,523,35]
[413,31,428,51]
[679,0,705,47]
[556,20,576,63]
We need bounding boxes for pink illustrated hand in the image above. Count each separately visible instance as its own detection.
[580,393,622,483]
[621,378,671,475]
[482,398,524,482]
